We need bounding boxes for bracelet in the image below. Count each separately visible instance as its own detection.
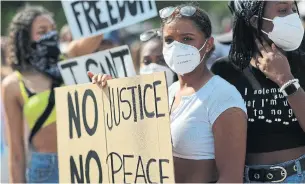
[279,79,299,93]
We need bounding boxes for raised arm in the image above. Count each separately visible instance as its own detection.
[254,38,305,132]
[66,34,104,58]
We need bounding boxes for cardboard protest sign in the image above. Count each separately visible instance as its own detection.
[55,72,175,183]
[61,0,158,39]
[56,84,109,183]
[58,45,136,85]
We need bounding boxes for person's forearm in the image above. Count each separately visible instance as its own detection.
[276,75,305,132]
[66,34,103,58]
[9,154,26,183]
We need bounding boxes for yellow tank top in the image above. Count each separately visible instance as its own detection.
[15,71,57,130]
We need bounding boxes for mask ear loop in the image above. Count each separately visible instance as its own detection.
[254,15,273,35]
[198,39,209,63]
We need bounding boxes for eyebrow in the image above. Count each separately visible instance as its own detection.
[276,2,289,5]
[180,33,195,36]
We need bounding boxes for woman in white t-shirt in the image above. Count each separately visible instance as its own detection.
[89,4,247,183]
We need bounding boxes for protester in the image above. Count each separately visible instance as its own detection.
[1,5,101,183]
[211,1,305,182]
[2,6,63,183]
[138,28,177,86]
[89,4,248,183]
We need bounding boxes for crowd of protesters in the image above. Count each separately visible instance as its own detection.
[1,0,305,183]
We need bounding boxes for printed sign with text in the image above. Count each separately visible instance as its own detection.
[58,45,136,85]
[62,0,158,39]
[55,72,175,183]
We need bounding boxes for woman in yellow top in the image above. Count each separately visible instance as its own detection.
[1,5,104,183]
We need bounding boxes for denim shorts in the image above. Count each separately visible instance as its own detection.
[26,152,59,183]
[244,154,305,183]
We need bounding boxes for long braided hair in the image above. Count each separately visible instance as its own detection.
[7,5,52,72]
[229,0,305,87]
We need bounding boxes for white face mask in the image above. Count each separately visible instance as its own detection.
[259,13,304,51]
[140,63,175,86]
[162,40,208,75]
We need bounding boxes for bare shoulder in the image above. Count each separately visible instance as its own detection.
[2,72,21,98]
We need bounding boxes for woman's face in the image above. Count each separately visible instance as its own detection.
[162,18,212,61]
[261,1,298,34]
[140,39,164,68]
[31,14,56,41]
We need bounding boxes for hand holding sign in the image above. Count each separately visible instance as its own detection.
[55,72,175,183]
[87,71,113,88]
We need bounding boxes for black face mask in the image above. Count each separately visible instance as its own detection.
[27,31,62,83]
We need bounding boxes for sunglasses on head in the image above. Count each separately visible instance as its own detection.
[140,28,161,42]
[159,6,197,21]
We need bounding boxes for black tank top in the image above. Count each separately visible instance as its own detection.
[211,57,305,153]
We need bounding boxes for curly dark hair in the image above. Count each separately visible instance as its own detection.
[229,0,305,82]
[7,5,53,72]
[160,3,215,59]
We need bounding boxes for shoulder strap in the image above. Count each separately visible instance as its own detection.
[242,67,262,90]
[15,71,30,103]
[28,82,59,144]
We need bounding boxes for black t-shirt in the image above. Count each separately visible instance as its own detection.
[211,57,305,153]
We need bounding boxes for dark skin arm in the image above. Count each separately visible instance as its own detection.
[255,38,305,131]
[213,108,247,183]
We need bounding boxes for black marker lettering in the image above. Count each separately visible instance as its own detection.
[68,91,81,139]
[146,158,156,183]
[70,155,84,183]
[112,88,121,126]
[159,159,169,183]
[71,1,83,35]
[106,87,113,131]
[153,80,165,118]
[61,62,78,84]
[82,89,98,136]
[135,156,147,183]
[106,55,118,78]
[99,62,106,74]
[138,84,144,120]
[106,152,123,183]
[110,49,129,76]
[123,155,134,183]
[138,1,144,13]
[117,1,126,21]
[147,0,153,10]
[85,150,103,183]
[106,1,118,24]
[127,86,137,122]
[120,87,132,120]
[143,84,155,118]
[82,1,107,34]
[127,1,138,16]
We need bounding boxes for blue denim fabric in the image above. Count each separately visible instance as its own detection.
[26,152,59,183]
[244,154,305,183]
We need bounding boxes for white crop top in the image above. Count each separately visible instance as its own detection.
[168,75,247,160]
